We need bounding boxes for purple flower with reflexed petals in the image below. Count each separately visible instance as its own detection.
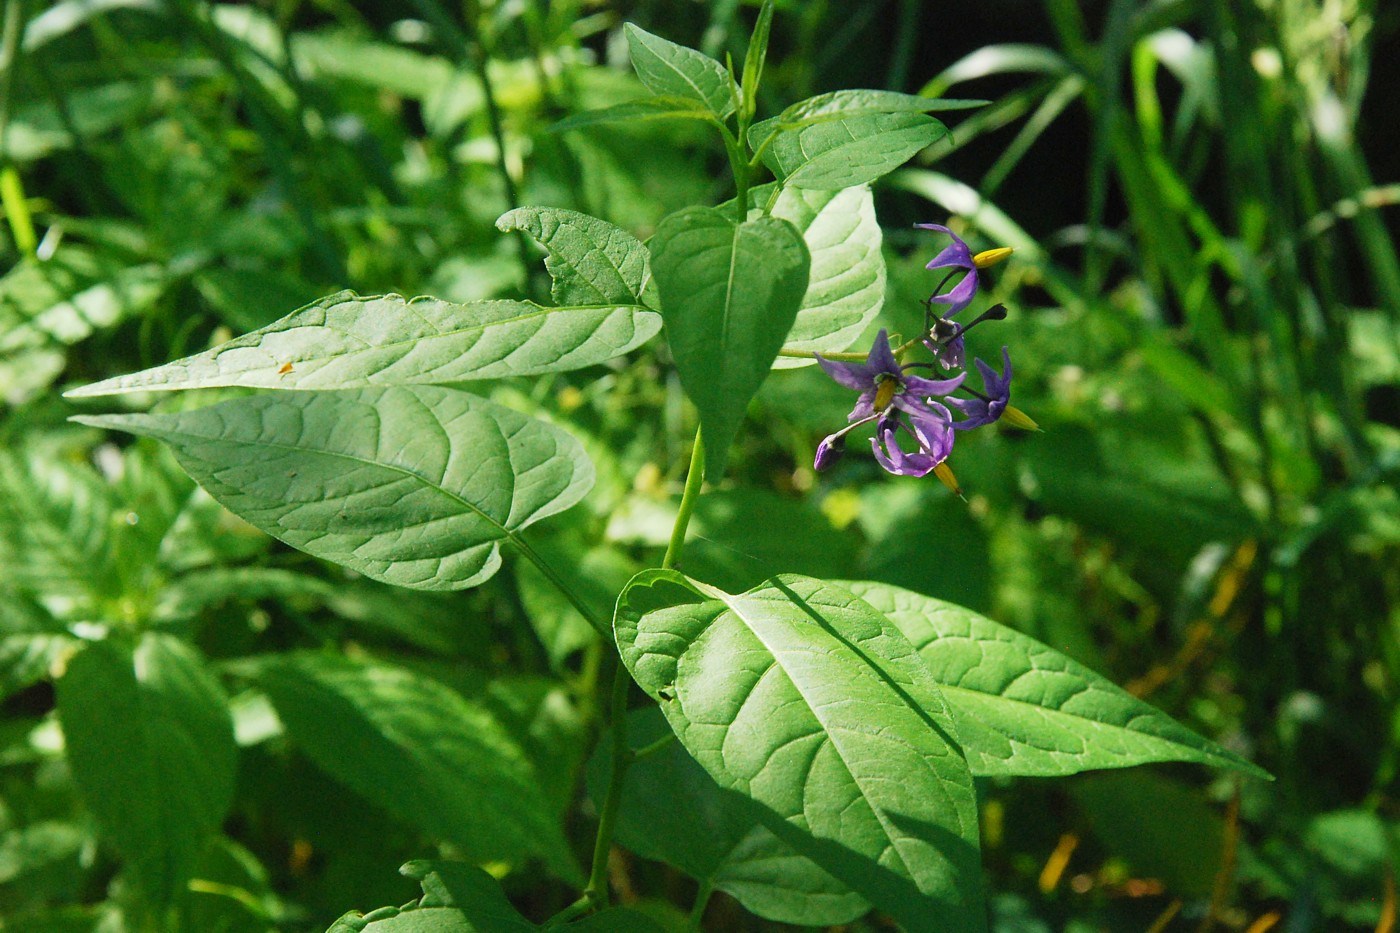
[948,347,1013,430]
[871,407,954,476]
[915,223,978,316]
[814,330,963,477]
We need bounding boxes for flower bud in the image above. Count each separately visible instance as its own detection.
[814,435,845,471]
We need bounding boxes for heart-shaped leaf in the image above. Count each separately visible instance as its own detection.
[845,580,1271,779]
[614,571,985,933]
[66,291,660,398]
[650,207,809,478]
[74,386,593,591]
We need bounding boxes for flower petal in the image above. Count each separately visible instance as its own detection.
[864,329,901,376]
[931,271,978,316]
[903,371,966,398]
[815,354,873,391]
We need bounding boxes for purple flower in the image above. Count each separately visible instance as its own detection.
[915,223,978,316]
[871,403,955,476]
[948,347,1013,430]
[814,330,963,477]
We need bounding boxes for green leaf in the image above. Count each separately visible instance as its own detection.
[0,449,118,606]
[56,634,236,906]
[66,291,660,398]
[760,184,885,367]
[249,655,578,880]
[74,386,594,591]
[495,207,655,307]
[548,96,719,133]
[614,572,985,933]
[780,89,979,126]
[755,112,948,189]
[1,633,72,702]
[591,706,869,926]
[649,207,809,478]
[845,580,1271,779]
[739,0,776,122]
[624,24,735,118]
[1071,772,1229,897]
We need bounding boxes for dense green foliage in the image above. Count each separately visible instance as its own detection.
[2,1,1398,931]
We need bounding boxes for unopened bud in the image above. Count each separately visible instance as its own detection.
[1001,405,1040,431]
[973,247,1013,269]
[814,436,845,471]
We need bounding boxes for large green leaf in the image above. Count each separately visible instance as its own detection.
[66,291,659,398]
[590,706,870,926]
[74,387,593,591]
[624,24,735,119]
[649,207,809,478]
[845,580,1271,779]
[755,112,948,189]
[56,634,236,906]
[249,655,577,879]
[614,572,985,933]
[762,184,885,368]
[495,207,656,308]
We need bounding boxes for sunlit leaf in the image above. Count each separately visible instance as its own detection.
[760,184,885,367]
[549,96,719,132]
[753,112,947,189]
[614,572,985,933]
[590,706,870,925]
[624,24,735,118]
[67,292,659,397]
[496,206,656,307]
[846,580,1270,779]
[74,386,594,591]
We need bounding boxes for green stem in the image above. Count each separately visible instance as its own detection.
[665,429,706,570]
[686,881,715,931]
[582,660,632,908]
[777,334,925,362]
[632,730,677,760]
[510,535,609,637]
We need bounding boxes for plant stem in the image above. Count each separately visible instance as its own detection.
[581,660,632,908]
[566,426,708,918]
[510,534,609,637]
[776,334,926,362]
[665,429,706,569]
[686,881,715,931]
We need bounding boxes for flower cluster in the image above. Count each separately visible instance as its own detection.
[814,223,1035,494]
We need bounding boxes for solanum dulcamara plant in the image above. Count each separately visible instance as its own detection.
[64,5,1269,931]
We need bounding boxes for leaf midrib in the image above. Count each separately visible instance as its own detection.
[72,301,654,395]
[99,412,525,546]
[711,592,925,881]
